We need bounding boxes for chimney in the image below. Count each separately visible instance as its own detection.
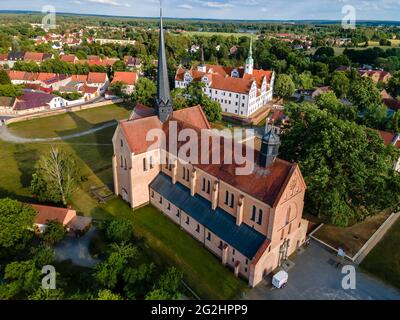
[259,125,280,168]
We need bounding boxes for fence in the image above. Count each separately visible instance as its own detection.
[309,212,400,264]
[3,98,124,125]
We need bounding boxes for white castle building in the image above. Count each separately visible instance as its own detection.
[175,40,275,118]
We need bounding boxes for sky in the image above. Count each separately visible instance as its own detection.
[0,0,400,21]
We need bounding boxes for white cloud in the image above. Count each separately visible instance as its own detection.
[85,0,130,7]
[178,4,194,9]
[202,1,233,9]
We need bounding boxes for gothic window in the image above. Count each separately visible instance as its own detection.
[251,206,256,221]
[225,191,229,205]
[230,194,235,208]
[257,209,263,225]
[143,157,147,171]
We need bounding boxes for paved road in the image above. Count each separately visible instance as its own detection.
[244,241,400,300]
[0,121,116,143]
[55,226,100,268]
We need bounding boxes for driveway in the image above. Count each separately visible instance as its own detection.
[55,226,100,268]
[244,241,400,300]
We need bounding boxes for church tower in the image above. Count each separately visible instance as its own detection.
[197,46,207,73]
[155,6,173,123]
[245,37,254,75]
[259,125,280,167]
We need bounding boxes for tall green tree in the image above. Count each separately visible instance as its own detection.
[0,198,36,249]
[330,71,350,98]
[281,102,400,226]
[30,147,81,205]
[274,74,295,99]
[131,77,156,106]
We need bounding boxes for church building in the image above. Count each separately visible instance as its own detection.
[112,8,308,287]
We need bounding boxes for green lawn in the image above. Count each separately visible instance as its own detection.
[361,218,400,289]
[0,103,247,299]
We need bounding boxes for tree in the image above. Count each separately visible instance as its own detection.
[109,81,127,99]
[131,77,156,106]
[97,289,123,300]
[30,245,55,266]
[315,92,356,121]
[314,46,335,58]
[0,69,11,84]
[103,219,133,243]
[274,74,295,99]
[0,198,36,249]
[0,260,41,299]
[281,102,400,226]
[201,96,222,122]
[171,88,188,110]
[30,147,81,205]
[94,243,138,289]
[330,71,350,98]
[349,77,382,110]
[297,71,314,90]
[0,84,23,97]
[146,267,182,300]
[42,220,66,245]
[387,71,400,99]
[29,288,65,300]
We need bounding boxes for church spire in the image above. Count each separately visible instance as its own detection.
[245,37,254,75]
[197,45,206,72]
[156,4,173,123]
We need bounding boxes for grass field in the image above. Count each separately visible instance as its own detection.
[0,103,247,299]
[361,218,400,289]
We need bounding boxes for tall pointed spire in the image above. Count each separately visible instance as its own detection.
[245,36,254,75]
[156,4,173,123]
[197,45,207,72]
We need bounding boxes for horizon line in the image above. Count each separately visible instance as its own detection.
[0,9,400,23]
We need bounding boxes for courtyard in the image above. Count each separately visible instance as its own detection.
[244,240,400,300]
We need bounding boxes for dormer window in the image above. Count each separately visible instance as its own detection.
[184,72,192,82]
[201,75,210,86]
[231,69,239,78]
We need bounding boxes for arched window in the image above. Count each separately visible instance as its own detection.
[207,181,211,194]
[257,209,263,225]
[286,206,291,224]
[182,167,186,179]
[230,194,235,208]
[225,191,229,205]
[251,205,256,221]
[149,156,153,169]
[202,178,206,191]
[186,169,190,181]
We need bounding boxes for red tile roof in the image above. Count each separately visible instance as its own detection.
[37,73,56,81]
[80,84,98,94]
[87,72,107,84]
[60,54,77,63]
[31,204,75,225]
[0,53,8,61]
[118,105,296,206]
[71,74,88,82]
[24,52,45,62]
[112,71,138,85]
[378,130,396,146]
[176,64,272,94]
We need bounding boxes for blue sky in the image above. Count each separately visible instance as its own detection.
[1,0,400,20]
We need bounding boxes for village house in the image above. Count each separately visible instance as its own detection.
[112,11,308,288]
[359,69,392,84]
[24,52,52,63]
[124,56,142,72]
[111,71,138,95]
[31,203,92,235]
[175,42,275,119]
[0,91,67,115]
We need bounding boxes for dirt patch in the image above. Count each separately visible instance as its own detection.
[312,211,391,257]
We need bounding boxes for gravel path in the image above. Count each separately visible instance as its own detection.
[0,121,116,144]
